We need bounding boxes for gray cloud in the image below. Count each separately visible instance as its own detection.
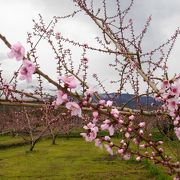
[0,53,7,61]
[0,0,179,93]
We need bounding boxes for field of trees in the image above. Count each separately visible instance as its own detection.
[0,135,172,180]
[0,106,178,179]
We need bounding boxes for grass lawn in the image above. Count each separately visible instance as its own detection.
[0,137,171,180]
[0,136,24,146]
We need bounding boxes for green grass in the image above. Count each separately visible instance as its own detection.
[0,137,169,180]
[143,160,171,180]
[0,135,25,147]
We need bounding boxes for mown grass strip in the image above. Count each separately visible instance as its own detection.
[0,138,172,180]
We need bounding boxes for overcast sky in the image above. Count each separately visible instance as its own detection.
[0,0,180,94]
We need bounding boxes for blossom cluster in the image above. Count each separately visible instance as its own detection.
[8,42,36,83]
[52,75,82,117]
[80,102,148,161]
[158,76,180,140]
[76,91,147,160]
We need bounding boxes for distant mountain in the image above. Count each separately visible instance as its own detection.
[93,93,160,109]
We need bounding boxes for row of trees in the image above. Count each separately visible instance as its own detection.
[0,105,84,151]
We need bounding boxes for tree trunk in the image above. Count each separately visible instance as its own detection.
[29,141,35,151]
[52,134,57,145]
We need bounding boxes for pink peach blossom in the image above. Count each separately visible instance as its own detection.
[170,85,180,97]
[101,119,114,136]
[136,156,141,161]
[125,132,130,138]
[99,100,106,105]
[81,122,98,142]
[104,136,111,141]
[175,127,180,140]
[94,139,102,148]
[106,100,113,107]
[66,102,82,117]
[59,75,77,89]
[104,144,113,155]
[117,148,124,154]
[173,176,180,180]
[139,144,145,148]
[93,111,98,118]
[54,90,68,106]
[139,129,144,135]
[101,119,111,130]
[19,60,36,83]
[92,111,99,123]
[133,138,139,145]
[111,108,119,118]
[167,99,178,112]
[108,125,114,136]
[129,115,135,121]
[123,153,131,160]
[139,122,145,128]
[161,80,170,90]
[55,32,61,40]
[8,42,25,61]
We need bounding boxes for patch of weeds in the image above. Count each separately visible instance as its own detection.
[143,160,171,180]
